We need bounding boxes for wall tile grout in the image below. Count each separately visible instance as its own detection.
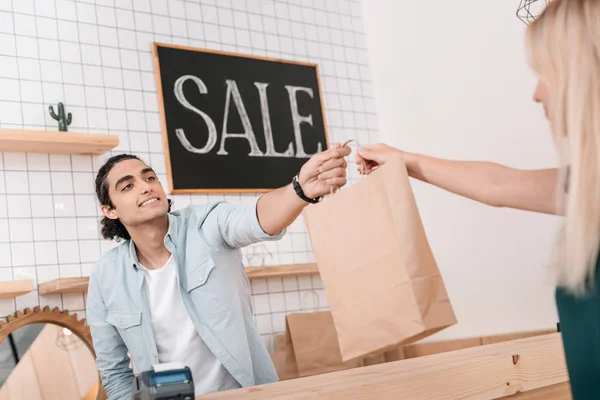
[0,0,378,350]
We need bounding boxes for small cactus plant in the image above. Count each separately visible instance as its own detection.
[49,102,72,132]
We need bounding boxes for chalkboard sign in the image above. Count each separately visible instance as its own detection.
[152,43,330,194]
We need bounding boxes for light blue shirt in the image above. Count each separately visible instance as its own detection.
[86,199,285,399]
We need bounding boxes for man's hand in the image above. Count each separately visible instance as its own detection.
[255,143,351,235]
[297,143,352,199]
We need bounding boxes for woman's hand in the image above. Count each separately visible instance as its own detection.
[356,143,405,175]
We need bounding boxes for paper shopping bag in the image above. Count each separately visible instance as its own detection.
[303,157,457,361]
[362,346,406,365]
[384,347,406,362]
[362,353,387,366]
[269,334,287,380]
[284,329,299,380]
[285,311,363,377]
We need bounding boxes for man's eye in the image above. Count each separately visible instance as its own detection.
[122,183,133,191]
[147,176,156,181]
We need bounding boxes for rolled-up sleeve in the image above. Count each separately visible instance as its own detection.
[86,268,134,400]
[201,197,286,249]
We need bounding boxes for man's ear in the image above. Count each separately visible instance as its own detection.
[101,205,119,220]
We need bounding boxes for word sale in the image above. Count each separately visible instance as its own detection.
[173,75,323,159]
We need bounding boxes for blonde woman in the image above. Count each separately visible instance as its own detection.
[357,0,599,398]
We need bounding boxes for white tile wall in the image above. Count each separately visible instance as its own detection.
[0,0,378,351]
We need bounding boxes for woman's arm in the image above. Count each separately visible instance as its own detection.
[357,144,560,215]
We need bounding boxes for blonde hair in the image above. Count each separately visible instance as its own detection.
[526,0,600,295]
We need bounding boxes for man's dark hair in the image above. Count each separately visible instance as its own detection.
[95,153,171,242]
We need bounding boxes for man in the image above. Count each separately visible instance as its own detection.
[86,144,350,399]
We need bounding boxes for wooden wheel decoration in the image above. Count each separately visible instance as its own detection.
[0,306,107,400]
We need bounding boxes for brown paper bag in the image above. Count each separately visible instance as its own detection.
[284,329,299,380]
[285,311,363,377]
[269,334,287,380]
[362,353,386,366]
[274,333,286,353]
[384,347,406,362]
[362,346,406,366]
[303,157,457,361]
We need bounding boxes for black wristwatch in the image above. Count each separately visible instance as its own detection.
[292,175,321,204]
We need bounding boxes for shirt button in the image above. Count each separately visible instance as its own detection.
[119,321,123,327]
[153,354,157,358]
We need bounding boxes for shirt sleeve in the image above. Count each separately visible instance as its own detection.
[86,268,135,400]
[201,196,286,249]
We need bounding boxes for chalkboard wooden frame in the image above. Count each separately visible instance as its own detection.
[152,42,330,194]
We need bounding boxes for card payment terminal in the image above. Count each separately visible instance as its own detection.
[132,363,195,400]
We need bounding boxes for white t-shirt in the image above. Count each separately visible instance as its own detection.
[140,255,240,395]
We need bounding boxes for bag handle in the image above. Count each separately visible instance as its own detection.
[300,290,322,311]
[329,139,366,196]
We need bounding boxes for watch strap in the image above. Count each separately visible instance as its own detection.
[292,175,321,204]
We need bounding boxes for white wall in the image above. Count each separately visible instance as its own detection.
[0,0,378,352]
[0,0,561,354]
[361,0,563,339]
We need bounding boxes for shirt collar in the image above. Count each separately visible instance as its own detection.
[129,213,179,272]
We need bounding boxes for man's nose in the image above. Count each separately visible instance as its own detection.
[139,179,152,193]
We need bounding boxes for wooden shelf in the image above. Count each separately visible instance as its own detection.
[37,264,320,295]
[38,277,89,295]
[0,129,119,155]
[0,280,35,298]
[245,263,319,279]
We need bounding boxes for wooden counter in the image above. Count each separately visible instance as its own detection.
[197,333,570,400]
